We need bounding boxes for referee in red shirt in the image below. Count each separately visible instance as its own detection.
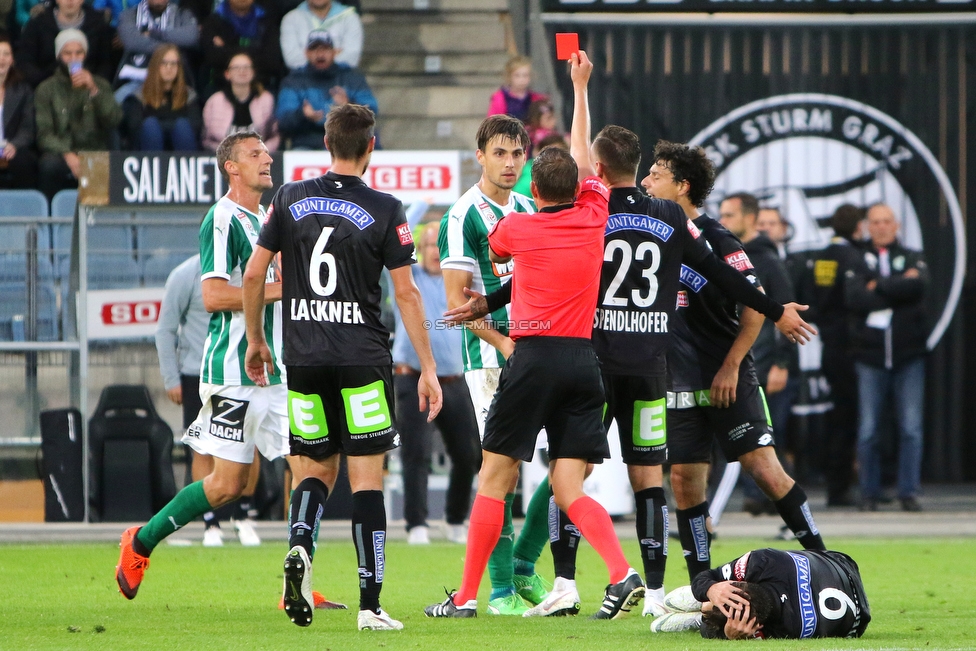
[426,51,644,621]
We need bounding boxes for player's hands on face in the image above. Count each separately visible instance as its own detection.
[724,601,762,640]
[243,341,275,387]
[417,370,443,422]
[706,582,750,618]
[709,362,738,408]
[569,50,592,85]
[166,386,183,405]
[442,287,489,322]
[774,303,817,344]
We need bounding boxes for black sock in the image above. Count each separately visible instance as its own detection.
[634,486,668,590]
[548,494,580,581]
[352,490,386,613]
[237,498,254,520]
[132,527,152,557]
[676,501,711,583]
[289,477,328,557]
[774,484,825,550]
[202,511,219,528]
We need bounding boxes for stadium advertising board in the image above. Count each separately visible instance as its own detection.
[110,153,232,205]
[541,0,976,12]
[85,288,166,340]
[104,151,461,206]
[282,151,462,205]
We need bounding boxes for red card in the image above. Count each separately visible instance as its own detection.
[555,33,579,61]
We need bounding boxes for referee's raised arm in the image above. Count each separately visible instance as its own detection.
[569,51,595,180]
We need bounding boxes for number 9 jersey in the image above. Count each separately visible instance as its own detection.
[258,171,417,367]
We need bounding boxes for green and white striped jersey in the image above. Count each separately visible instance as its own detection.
[438,184,535,371]
[199,196,283,386]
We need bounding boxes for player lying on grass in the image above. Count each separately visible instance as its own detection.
[649,547,871,640]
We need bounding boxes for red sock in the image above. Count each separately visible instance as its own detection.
[454,494,505,604]
[568,496,631,584]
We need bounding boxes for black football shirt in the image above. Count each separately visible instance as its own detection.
[258,171,416,367]
[668,215,763,392]
[594,188,716,376]
[692,548,871,639]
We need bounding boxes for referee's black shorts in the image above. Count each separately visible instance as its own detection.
[483,336,609,463]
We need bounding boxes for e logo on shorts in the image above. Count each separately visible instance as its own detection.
[342,381,392,434]
[634,398,666,447]
[288,391,328,442]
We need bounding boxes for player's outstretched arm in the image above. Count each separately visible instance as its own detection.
[774,303,817,344]
[242,245,276,386]
[569,50,594,180]
[442,268,514,358]
[390,265,443,421]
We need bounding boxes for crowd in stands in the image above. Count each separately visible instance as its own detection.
[0,0,369,199]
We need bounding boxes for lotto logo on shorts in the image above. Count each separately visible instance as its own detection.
[633,398,666,448]
[342,381,392,434]
[209,396,248,442]
[288,391,329,443]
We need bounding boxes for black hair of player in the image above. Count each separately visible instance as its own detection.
[592,125,641,182]
[536,132,569,152]
[216,129,263,182]
[531,147,578,204]
[831,203,865,238]
[325,104,376,161]
[476,114,530,154]
[652,140,716,208]
[699,581,777,639]
[723,192,760,218]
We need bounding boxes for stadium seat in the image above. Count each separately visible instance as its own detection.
[142,253,193,287]
[88,385,177,522]
[87,253,141,290]
[88,224,135,253]
[0,189,49,218]
[50,190,78,219]
[0,281,58,341]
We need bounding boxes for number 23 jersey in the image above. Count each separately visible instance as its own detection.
[258,171,417,367]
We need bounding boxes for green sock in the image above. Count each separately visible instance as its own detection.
[513,478,551,575]
[289,489,322,560]
[488,493,517,600]
[136,481,212,553]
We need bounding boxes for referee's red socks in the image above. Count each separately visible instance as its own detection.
[567,496,631,584]
[454,494,505,605]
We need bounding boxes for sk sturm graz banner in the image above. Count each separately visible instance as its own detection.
[690,94,965,350]
[541,0,976,12]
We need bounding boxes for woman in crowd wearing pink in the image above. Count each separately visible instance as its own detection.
[486,55,546,123]
[201,51,279,153]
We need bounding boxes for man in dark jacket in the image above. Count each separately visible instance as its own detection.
[845,203,928,512]
[274,29,376,150]
[16,0,114,88]
[719,192,795,516]
[799,204,865,507]
[199,0,284,93]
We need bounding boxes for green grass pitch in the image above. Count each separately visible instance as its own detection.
[0,537,971,650]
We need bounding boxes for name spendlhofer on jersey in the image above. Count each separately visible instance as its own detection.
[593,189,714,377]
[438,185,535,372]
[199,196,283,386]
